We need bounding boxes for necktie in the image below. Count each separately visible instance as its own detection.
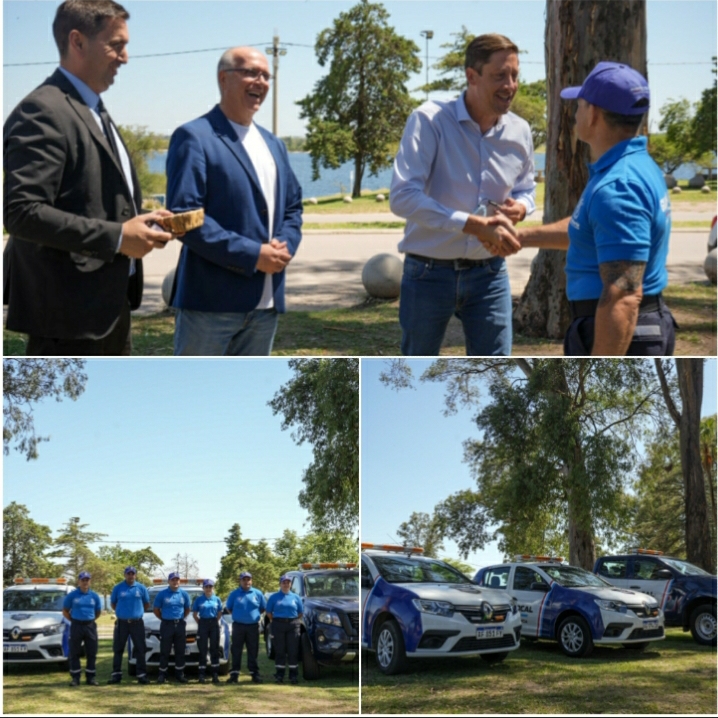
[96,98,121,161]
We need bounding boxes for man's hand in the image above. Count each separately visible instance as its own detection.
[495,197,526,225]
[464,213,521,257]
[120,211,175,259]
[256,240,292,274]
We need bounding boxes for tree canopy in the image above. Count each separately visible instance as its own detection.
[269,359,359,532]
[297,0,421,197]
[117,125,168,197]
[50,517,107,583]
[396,511,444,558]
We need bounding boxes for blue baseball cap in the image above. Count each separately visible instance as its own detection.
[168,572,181,581]
[560,61,649,115]
[124,566,137,575]
[78,572,91,580]
[279,574,291,583]
[239,572,252,580]
[203,579,215,587]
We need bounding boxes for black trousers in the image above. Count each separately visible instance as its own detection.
[69,620,97,677]
[230,622,260,675]
[564,304,677,356]
[197,618,220,672]
[159,619,186,673]
[271,619,301,675]
[26,301,132,356]
[112,618,147,677]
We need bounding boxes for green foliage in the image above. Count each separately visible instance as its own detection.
[3,359,87,460]
[280,136,307,152]
[269,359,358,532]
[395,511,444,557]
[690,57,717,156]
[117,125,167,198]
[94,544,163,594]
[297,0,421,197]
[3,503,60,586]
[648,133,687,174]
[49,517,107,583]
[439,556,475,578]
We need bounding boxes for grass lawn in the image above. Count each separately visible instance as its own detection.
[4,282,715,357]
[360,629,717,714]
[3,638,358,714]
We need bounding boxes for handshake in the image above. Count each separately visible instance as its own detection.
[463,198,525,257]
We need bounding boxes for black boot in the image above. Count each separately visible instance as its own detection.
[137,675,150,685]
[198,670,206,684]
[226,672,239,684]
[107,673,122,685]
[289,666,299,685]
[176,670,188,684]
[86,675,99,686]
[251,672,264,684]
[157,672,167,685]
[69,675,81,688]
[211,671,220,684]
[274,666,285,684]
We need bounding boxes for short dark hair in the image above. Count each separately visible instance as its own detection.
[465,33,519,74]
[53,0,129,58]
[600,100,648,133]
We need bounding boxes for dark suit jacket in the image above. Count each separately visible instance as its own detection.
[3,68,143,340]
[166,105,302,313]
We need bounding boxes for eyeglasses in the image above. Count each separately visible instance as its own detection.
[223,67,272,82]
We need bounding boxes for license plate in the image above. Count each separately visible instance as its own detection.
[476,627,503,640]
[643,619,659,629]
[3,644,28,653]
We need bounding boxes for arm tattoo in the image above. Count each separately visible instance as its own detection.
[598,260,646,306]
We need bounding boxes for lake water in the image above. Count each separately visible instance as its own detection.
[148,149,702,199]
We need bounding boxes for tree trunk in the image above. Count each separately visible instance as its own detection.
[514,0,647,337]
[352,155,364,198]
[676,359,714,572]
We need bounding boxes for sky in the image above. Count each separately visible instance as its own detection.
[3,359,320,580]
[3,0,716,137]
[361,358,718,575]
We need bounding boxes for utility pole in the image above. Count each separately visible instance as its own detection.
[420,30,434,101]
[266,32,287,136]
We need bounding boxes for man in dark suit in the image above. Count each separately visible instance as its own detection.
[166,46,303,356]
[3,0,175,355]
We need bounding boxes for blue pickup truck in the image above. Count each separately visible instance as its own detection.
[594,550,716,646]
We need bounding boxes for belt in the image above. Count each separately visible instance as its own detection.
[570,294,663,320]
[407,253,493,270]
[72,619,95,624]
[119,618,144,624]
[161,619,185,624]
[272,617,299,623]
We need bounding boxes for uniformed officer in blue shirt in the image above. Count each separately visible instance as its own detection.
[152,572,191,684]
[62,571,102,687]
[191,579,223,684]
[108,566,150,685]
[224,571,267,684]
[512,62,676,355]
[266,575,303,684]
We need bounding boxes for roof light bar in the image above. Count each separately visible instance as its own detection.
[299,562,357,570]
[361,543,424,555]
[514,555,564,563]
[13,578,68,585]
[628,548,664,556]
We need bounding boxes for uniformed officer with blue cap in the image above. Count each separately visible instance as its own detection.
[62,571,102,687]
[108,566,151,685]
[511,61,676,355]
[153,572,191,684]
[191,579,223,684]
[224,571,267,684]
[266,574,303,684]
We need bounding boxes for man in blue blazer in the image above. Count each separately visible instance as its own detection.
[166,46,303,355]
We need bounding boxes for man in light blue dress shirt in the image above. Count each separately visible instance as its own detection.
[391,33,535,356]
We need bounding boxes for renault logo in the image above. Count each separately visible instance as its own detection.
[10,627,21,640]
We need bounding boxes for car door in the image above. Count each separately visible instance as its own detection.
[510,566,551,638]
[627,557,674,609]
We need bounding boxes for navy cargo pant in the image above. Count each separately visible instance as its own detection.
[271,618,301,681]
[230,622,260,677]
[69,620,98,680]
[159,619,186,677]
[111,618,147,680]
[197,618,220,676]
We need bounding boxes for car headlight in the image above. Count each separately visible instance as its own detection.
[510,598,518,615]
[42,622,64,636]
[595,599,627,613]
[317,611,343,627]
[411,599,454,617]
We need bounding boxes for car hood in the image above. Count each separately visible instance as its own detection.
[142,613,199,632]
[304,596,358,612]
[4,611,66,629]
[398,582,510,606]
[566,585,659,605]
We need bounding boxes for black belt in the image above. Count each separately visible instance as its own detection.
[119,618,144,623]
[71,619,95,624]
[161,619,185,624]
[407,253,493,269]
[570,294,663,320]
[272,617,299,623]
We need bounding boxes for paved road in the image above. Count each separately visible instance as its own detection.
[137,225,712,314]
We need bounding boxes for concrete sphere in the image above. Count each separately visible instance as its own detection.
[343,195,353,203]
[161,268,176,306]
[672,186,682,194]
[688,173,706,189]
[376,193,386,202]
[701,185,711,194]
[705,248,717,284]
[664,174,677,189]
[362,253,403,299]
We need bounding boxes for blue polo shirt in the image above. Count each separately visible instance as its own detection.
[225,587,267,624]
[110,581,150,620]
[63,589,102,621]
[566,136,671,301]
[192,593,223,619]
[153,587,191,620]
[266,591,303,619]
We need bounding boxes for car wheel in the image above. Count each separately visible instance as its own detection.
[480,651,509,664]
[128,661,137,676]
[557,615,594,658]
[301,632,321,680]
[622,642,648,651]
[689,604,717,646]
[375,620,407,675]
[265,624,275,660]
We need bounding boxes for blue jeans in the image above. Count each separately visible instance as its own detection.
[399,255,512,356]
[174,307,278,356]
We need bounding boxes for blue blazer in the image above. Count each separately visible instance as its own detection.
[166,105,302,313]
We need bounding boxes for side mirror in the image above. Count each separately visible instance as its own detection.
[654,569,673,580]
[361,575,374,589]
[530,582,550,592]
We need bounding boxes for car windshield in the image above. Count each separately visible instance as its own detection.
[540,565,610,588]
[372,555,474,585]
[304,571,358,597]
[661,557,712,576]
[147,587,203,612]
[4,590,66,611]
